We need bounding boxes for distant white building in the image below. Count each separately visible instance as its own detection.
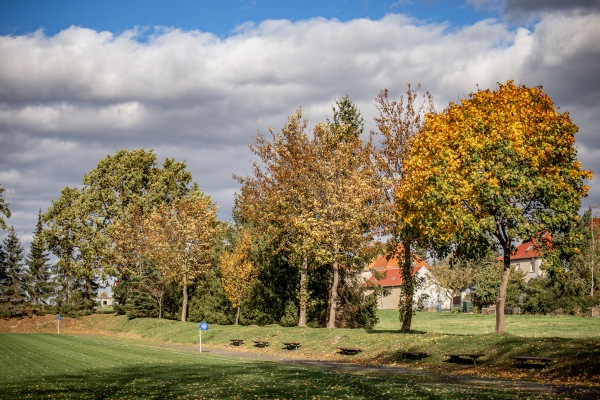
[95,293,113,307]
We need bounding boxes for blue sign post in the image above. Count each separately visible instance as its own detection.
[57,315,62,335]
[199,322,208,353]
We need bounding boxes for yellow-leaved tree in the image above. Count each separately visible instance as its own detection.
[143,194,219,322]
[220,230,259,325]
[399,81,591,334]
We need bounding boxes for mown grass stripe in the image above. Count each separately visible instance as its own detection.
[0,333,572,399]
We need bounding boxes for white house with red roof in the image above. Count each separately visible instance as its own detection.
[363,250,452,310]
[508,239,547,284]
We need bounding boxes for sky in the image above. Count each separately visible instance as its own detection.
[1,0,600,251]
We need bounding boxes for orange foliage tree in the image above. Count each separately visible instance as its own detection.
[220,230,259,325]
[236,110,317,326]
[237,106,379,328]
[400,81,591,333]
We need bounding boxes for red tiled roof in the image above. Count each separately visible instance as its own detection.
[366,248,430,287]
[510,241,541,260]
[367,250,429,269]
[503,233,551,261]
[367,265,426,287]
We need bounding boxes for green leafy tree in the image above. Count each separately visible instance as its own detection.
[0,227,27,317]
[44,149,199,314]
[400,81,591,333]
[472,258,526,310]
[25,210,54,309]
[569,208,600,298]
[188,269,234,325]
[114,261,167,319]
[43,187,97,313]
[235,238,299,326]
[329,93,365,142]
[80,149,197,280]
[429,258,477,306]
[0,186,10,231]
[522,209,600,314]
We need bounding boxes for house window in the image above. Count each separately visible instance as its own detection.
[530,261,535,273]
[515,263,520,271]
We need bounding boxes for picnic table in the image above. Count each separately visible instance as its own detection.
[229,339,244,346]
[253,340,269,348]
[282,342,301,350]
[337,347,362,355]
[401,351,429,360]
[444,353,486,365]
[510,356,556,369]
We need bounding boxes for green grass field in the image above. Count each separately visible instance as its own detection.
[0,334,581,399]
[1,311,598,398]
[375,310,600,338]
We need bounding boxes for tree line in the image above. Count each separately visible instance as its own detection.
[0,81,596,333]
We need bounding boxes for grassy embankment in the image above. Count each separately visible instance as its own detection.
[2,310,598,387]
[3,333,582,399]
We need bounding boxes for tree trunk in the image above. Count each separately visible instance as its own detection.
[235,305,240,325]
[496,246,511,334]
[158,294,163,319]
[327,259,340,329]
[181,282,188,322]
[400,240,414,333]
[299,252,308,327]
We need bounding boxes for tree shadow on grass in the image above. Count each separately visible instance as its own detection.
[0,357,574,399]
[485,335,600,381]
[367,329,427,335]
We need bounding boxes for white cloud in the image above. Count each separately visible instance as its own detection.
[1,11,599,250]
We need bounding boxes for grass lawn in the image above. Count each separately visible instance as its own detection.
[1,311,598,398]
[375,310,600,338]
[0,334,580,399]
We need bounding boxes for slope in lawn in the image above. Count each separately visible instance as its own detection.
[0,334,571,399]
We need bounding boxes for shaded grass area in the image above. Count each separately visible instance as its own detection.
[101,314,600,385]
[0,334,576,399]
[2,312,599,388]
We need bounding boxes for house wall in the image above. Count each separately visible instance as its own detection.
[418,269,453,309]
[510,258,545,284]
[95,297,113,307]
[376,286,402,309]
[367,269,452,310]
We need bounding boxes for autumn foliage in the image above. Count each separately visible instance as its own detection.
[399,81,591,333]
[220,230,259,325]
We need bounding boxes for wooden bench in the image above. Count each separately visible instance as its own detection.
[282,342,301,350]
[253,340,269,348]
[444,353,485,365]
[510,356,556,369]
[402,351,429,360]
[229,339,244,346]
[337,347,362,355]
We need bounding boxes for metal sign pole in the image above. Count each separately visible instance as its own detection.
[199,322,208,353]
